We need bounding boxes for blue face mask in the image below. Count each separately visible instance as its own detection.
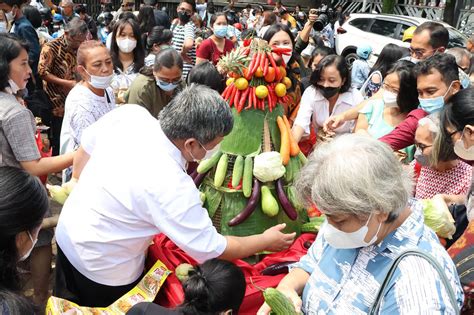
[460,70,471,89]
[418,82,453,114]
[213,25,228,38]
[156,79,180,92]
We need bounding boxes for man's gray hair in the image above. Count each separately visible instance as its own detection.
[64,17,88,37]
[159,84,233,144]
[446,47,470,67]
[295,134,412,220]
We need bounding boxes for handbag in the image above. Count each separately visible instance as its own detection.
[369,250,460,315]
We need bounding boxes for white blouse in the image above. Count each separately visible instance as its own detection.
[294,85,364,135]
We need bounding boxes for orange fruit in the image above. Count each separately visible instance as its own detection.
[275,83,287,97]
[264,67,276,83]
[229,72,240,79]
[277,66,287,81]
[234,78,249,91]
[226,78,235,86]
[255,85,269,99]
[282,77,292,89]
[255,67,264,78]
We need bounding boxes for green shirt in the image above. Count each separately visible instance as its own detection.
[126,74,174,119]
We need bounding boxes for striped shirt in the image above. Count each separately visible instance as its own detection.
[38,35,77,117]
[293,200,464,314]
[171,21,196,80]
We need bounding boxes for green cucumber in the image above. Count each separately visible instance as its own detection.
[232,155,244,188]
[242,156,253,197]
[214,153,228,187]
[197,151,223,174]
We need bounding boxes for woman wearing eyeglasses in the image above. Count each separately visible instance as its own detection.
[126,48,183,118]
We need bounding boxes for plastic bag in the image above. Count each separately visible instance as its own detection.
[422,198,456,239]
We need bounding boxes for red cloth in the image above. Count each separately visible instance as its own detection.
[298,125,317,157]
[196,38,235,65]
[146,233,316,314]
[379,109,427,151]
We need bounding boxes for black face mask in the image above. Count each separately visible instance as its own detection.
[316,84,341,99]
[178,11,191,23]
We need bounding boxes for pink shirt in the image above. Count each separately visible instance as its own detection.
[414,160,472,199]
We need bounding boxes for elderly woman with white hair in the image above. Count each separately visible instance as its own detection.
[413,114,472,200]
[258,134,464,315]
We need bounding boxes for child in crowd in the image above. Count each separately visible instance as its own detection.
[351,44,372,89]
[126,259,246,315]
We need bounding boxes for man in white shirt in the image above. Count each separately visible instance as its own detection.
[54,84,296,307]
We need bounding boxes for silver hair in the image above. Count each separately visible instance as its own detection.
[159,84,233,144]
[295,134,413,220]
[418,113,440,136]
[64,17,88,37]
[446,47,470,67]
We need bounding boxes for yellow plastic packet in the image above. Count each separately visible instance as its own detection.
[46,260,171,315]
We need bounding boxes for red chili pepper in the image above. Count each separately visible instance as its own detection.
[253,89,257,109]
[251,51,260,75]
[235,89,241,112]
[243,39,251,47]
[245,88,252,110]
[240,88,250,111]
[266,51,280,81]
[263,56,269,76]
[260,51,266,70]
[222,84,232,100]
[228,86,237,107]
[271,45,292,53]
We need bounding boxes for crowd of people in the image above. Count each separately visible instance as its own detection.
[1,0,474,313]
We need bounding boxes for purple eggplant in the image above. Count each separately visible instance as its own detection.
[193,172,207,187]
[190,169,198,180]
[261,261,298,276]
[276,179,298,220]
[228,179,261,226]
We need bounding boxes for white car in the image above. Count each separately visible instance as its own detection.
[335,13,468,67]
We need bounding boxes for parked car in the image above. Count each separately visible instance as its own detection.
[335,13,468,67]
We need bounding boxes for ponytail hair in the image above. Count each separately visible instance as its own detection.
[180,259,246,315]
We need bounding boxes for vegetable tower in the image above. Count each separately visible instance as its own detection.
[192,39,309,237]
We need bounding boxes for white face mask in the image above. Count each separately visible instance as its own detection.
[382,90,398,107]
[116,38,137,53]
[0,21,7,33]
[276,44,292,65]
[84,69,113,89]
[8,78,20,94]
[5,8,15,23]
[454,131,474,161]
[19,231,37,262]
[186,141,220,162]
[323,213,382,249]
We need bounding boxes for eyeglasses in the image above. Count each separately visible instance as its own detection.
[415,143,432,152]
[408,47,437,59]
[459,65,469,74]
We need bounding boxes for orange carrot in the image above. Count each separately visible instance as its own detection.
[276,116,290,165]
[283,115,300,157]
